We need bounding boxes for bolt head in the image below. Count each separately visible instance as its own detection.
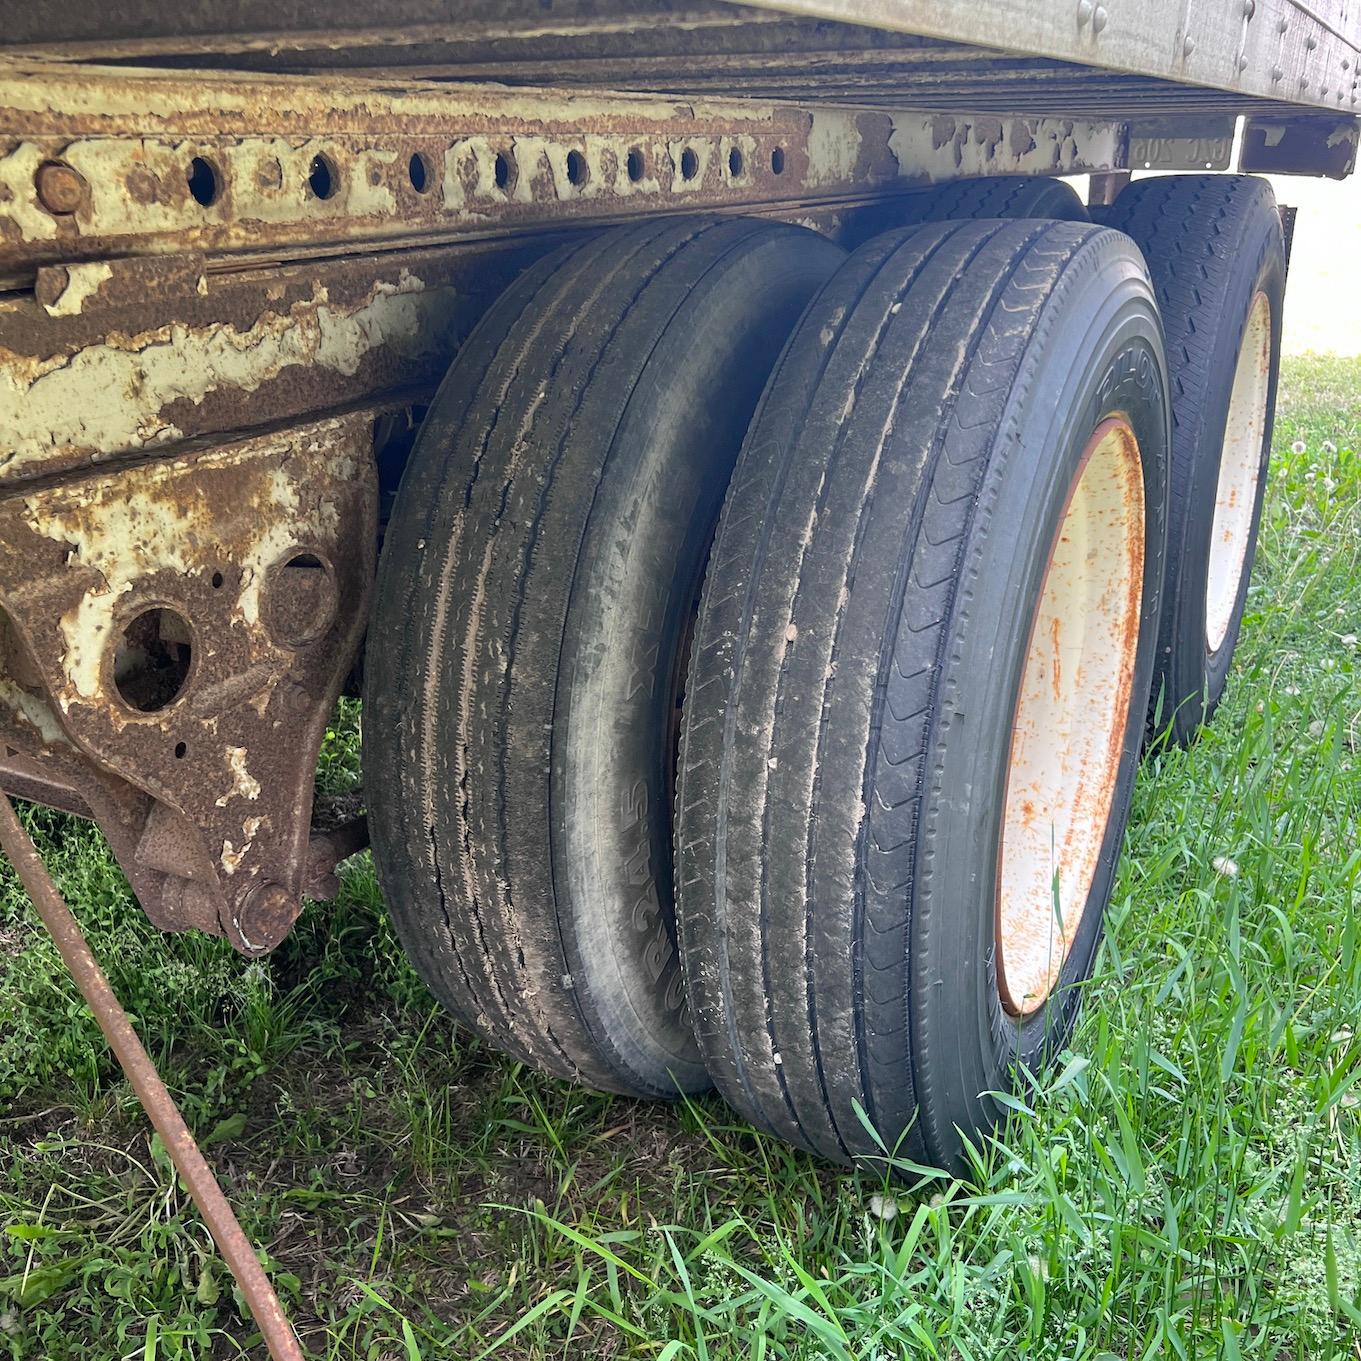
[238,880,301,952]
[1092,4,1108,33]
[34,161,85,215]
[1242,0,1255,17]
[1183,34,1196,56]
[1076,0,1093,24]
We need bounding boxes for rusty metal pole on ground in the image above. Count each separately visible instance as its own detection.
[0,790,305,1361]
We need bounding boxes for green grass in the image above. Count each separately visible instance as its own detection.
[2,354,1360,1359]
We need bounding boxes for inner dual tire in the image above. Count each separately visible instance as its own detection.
[1099,176,1285,743]
[674,221,1170,1170]
[365,216,844,1097]
[843,174,1089,249]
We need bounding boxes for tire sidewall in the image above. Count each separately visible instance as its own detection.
[906,236,1170,1167]
[555,231,843,1093]
[1166,214,1285,727]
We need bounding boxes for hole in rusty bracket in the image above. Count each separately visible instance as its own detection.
[626,147,646,182]
[494,151,512,190]
[262,551,338,650]
[565,149,588,187]
[728,146,745,178]
[679,146,700,181]
[408,152,431,193]
[112,607,195,714]
[186,156,220,207]
[771,146,786,175]
[307,153,338,200]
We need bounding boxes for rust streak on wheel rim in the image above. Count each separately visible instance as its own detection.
[996,416,1145,1017]
[1206,289,1272,655]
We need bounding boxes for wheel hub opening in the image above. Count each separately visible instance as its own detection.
[996,416,1145,1017]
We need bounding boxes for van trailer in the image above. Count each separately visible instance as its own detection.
[0,4,1356,1351]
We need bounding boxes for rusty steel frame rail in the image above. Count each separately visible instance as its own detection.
[0,58,1129,275]
[0,789,304,1361]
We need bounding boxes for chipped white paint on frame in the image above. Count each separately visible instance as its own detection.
[18,424,358,716]
[1,270,453,475]
[42,262,114,318]
[217,745,262,806]
[806,110,861,186]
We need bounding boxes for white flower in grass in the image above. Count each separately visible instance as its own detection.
[1341,635,1359,649]
[1324,478,1338,492]
[0,1311,15,1334]
[867,1192,898,1222]
[1292,440,1307,454]
[1321,657,1337,672]
[1323,440,1338,454]
[1309,720,1326,738]
[1284,685,1301,696]
[1212,855,1239,878]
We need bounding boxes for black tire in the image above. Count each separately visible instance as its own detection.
[1101,175,1285,743]
[844,175,1089,248]
[365,216,844,1098]
[675,220,1170,1169]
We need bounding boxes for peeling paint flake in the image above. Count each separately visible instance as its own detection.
[42,262,114,318]
[806,111,861,186]
[217,745,261,805]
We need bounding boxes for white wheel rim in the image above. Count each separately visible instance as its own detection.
[997,417,1145,1017]
[1205,291,1272,655]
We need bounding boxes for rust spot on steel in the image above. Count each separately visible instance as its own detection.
[0,788,304,1361]
[0,409,377,953]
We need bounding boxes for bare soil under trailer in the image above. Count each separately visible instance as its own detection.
[1,2,1357,1352]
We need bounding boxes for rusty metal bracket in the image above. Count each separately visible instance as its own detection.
[0,789,304,1360]
[0,409,377,954]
